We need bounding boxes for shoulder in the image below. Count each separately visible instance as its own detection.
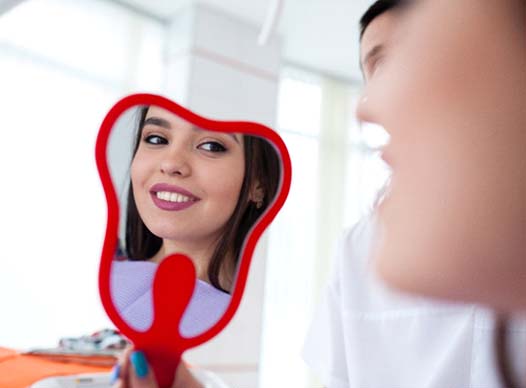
[110,259,157,280]
[331,216,377,288]
[301,218,376,387]
[337,217,375,261]
[343,215,376,240]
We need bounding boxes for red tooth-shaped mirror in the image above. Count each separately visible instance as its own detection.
[96,93,291,387]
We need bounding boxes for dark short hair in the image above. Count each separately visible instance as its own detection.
[124,106,281,293]
[360,0,404,39]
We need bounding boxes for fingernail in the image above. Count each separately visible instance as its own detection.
[130,351,148,378]
[109,364,120,384]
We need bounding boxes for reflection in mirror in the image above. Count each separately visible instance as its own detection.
[107,105,281,337]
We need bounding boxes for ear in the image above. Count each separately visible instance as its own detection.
[249,181,265,209]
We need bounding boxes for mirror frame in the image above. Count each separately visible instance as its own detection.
[95,93,292,385]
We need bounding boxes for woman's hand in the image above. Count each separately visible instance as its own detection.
[111,347,203,388]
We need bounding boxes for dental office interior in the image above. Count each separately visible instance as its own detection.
[0,0,389,387]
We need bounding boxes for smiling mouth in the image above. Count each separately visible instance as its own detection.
[155,191,197,203]
[149,183,200,211]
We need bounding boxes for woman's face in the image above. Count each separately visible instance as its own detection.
[357,0,526,310]
[131,106,245,252]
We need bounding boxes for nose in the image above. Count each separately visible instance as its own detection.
[160,149,191,177]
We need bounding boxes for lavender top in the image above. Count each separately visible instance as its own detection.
[110,260,231,337]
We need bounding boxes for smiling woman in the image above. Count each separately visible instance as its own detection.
[130,106,246,290]
[109,105,281,338]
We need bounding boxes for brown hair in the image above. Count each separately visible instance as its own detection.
[124,106,281,293]
[359,0,407,39]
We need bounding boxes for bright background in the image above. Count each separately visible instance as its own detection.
[0,0,389,387]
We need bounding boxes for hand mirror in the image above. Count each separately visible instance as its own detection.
[96,94,291,387]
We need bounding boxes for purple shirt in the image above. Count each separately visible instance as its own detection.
[110,260,231,337]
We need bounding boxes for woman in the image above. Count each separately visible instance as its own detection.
[110,105,280,335]
[356,0,525,386]
[110,105,281,387]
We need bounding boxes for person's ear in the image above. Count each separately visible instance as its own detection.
[249,181,265,209]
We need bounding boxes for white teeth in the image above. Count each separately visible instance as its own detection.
[156,191,193,203]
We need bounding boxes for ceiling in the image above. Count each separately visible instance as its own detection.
[1,0,372,81]
[115,0,373,82]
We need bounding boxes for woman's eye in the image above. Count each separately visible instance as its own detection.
[370,57,385,77]
[144,134,168,145]
[198,141,227,153]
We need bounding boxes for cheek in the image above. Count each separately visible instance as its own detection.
[130,154,151,200]
[200,158,245,209]
[374,0,522,152]
[216,162,245,206]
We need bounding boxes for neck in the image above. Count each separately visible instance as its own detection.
[150,239,216,283]
[149,238,236,293]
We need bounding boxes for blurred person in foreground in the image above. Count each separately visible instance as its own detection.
[304,1,526,387]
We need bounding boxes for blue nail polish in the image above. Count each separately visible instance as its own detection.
[109,364,120,384]
[130,351,149,378]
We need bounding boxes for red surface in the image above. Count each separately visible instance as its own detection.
[95,94,292,387]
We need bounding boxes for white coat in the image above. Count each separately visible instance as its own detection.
[303,217,526,388]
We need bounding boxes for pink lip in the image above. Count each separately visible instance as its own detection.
[150,183,200,211]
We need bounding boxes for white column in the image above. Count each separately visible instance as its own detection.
[162,4,281,387]
[163,3,281,127]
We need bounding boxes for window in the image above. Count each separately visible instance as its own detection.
[260,67,390,387]
[0,0,163,348]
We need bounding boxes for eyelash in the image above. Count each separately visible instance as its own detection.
[143,134,168,145]
[142,134,227,153]
[198,141,227,153]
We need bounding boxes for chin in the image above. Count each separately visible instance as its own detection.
[145,223,185,241]
[374,242,526,313]
[372,244,417,295]
[370,220,461,304]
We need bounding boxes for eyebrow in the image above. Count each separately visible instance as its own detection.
[143,116,171,129]
[143,116,240,144]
